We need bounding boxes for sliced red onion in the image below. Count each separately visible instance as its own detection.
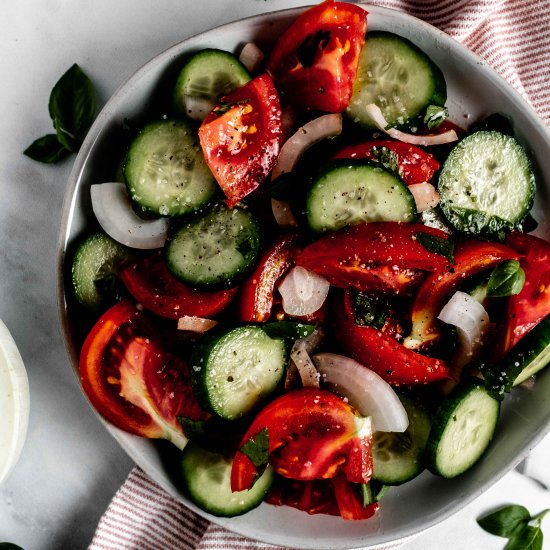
[177,315,218,333]
[290,341,320,388]
[91,182,169,249]
[408,182,440,212]
[438,291,489,368]
[272,113,343,181]
[278,266,330,317]
[366,104,458,146]
[271,198,297,227]
[239,42,264,73]
[313,353,409,433]
[285,328,324,390]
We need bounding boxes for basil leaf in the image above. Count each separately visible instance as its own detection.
[178,417,208,440]
[53,117,80,152]
[477,505,531,537]
[48,64,96,145]
[487,260,525,297]
[352,292,387,330]
[415,232,455,264]
[506,526,543,550]
[424,105,448,129]
[262,321,315,342]
[240,428,269,477]
[23,134,71,164]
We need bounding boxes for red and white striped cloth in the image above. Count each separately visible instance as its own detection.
[89,2,550,549]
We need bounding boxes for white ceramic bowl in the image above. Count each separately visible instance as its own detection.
[57,5,550,549]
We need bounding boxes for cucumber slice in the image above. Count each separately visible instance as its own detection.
[372,396,431,485]
[346,31,446,129]
[191,325,286,420]
[174,49,250,120]
[166,203,260,288]
[124,119,217,217]
[71,232,132,309]
[306,160,416,233]
[427,379,500,479]
[180,442,273,517]
[483,314,550,399]
[438,131,535,235]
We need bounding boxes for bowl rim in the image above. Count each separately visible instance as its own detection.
[56,3,550,548]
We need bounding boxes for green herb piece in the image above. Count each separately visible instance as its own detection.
[360,481,389,507]
[262,321,316,342]
[477,505,549,550]
[178,417,208,440]
[424,105,448,129]
[240,427,269,478]
[213,98,249,116]
[352,292,387,330]
[24,64,96,164]
[416,232,455,264]
[371,146,400,178]
[361,483,374,507]
[487,260,525,297]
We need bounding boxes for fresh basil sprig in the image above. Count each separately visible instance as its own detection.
[240,427,269,480]
[24,64,96,163]
[477,505,549,549]
[487,260,525,297]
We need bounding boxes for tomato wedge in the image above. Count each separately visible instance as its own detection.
[499,232,550,355]
[267,1,368,112]
[335,290,451,386]
[198,74,283,207]
[333,140,440,185]
[119,252,238,320]
[239,233,301,322]
[79,301,207,448]
[296,222,451,294]
[231,388,373,492]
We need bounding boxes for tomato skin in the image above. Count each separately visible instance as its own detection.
[333,140,440,185]
[336,291,451,386]
[267,1,368,112]
[500,232,550,355]
[199,74,283,207]
[296,222,451,294]
[406,240,520,350]
[231,388,373,492]
[239,233,301,322]
[119,252,237,320]
[79,301,207,442]
[331,477,379,520]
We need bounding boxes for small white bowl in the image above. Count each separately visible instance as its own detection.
[57,4,550,549]
[0,319,30,484]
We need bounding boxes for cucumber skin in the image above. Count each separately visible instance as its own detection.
[189,325,287,420]
[426,379,500,479]
[180,442,274,517]
[483,314,550,400]
[347,31,447,130]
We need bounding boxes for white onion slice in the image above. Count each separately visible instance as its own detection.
[408,182,440,212]
[272,113,343,181]
[290,342,320,388]
[366,104,458,146]
[183,96,215,121]
[313,353,409,433]
[239,42,264,73]
[91,182,169,249]
[271,198,297,227]
[278,266,330,316]
[438,291,489,368]
[177,315,218,333]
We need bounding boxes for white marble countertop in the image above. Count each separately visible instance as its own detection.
[0,1,549,549]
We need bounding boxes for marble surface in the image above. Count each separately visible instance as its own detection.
[0,1,548,549]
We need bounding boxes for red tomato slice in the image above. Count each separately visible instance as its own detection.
[239,233,301,322]
[500,232,550,354]
[333,140,440,185]
[79,301,207,446]
[119,252,237,320]
[231,388,373,492]
[199,74,283,207]
[267,0,368,112]
[331,477,379,520]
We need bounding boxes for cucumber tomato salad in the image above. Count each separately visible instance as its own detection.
[70,1,550,520]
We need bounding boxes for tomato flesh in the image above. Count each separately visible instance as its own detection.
[199,74,283,207]
[267,1,368,112]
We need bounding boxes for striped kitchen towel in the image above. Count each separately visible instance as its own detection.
[89,1,550,549]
